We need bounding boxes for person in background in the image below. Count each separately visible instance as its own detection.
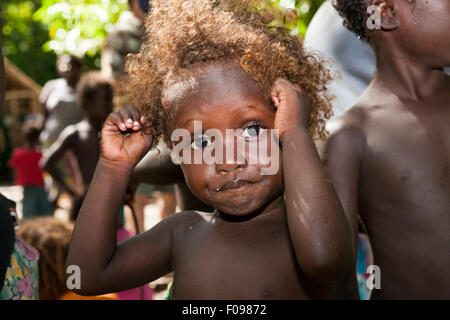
[38,55,85,210]
[39,55,84,149]
[101,0,147,82]
[320,0,450,299]
[40,72,114,220]
[8,124,52,218]
[17,217,118,300]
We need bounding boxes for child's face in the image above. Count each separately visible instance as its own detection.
[396,0,450,66]
[172,62,284,216]
[85,87,113,123]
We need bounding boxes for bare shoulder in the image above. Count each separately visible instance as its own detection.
[319,105,369,160]
[159,210,215,232]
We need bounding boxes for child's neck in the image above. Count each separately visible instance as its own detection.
[372,44,449,101]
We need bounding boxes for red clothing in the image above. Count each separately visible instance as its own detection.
[8,148,45,187]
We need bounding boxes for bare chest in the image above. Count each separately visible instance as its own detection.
[361,107,450,200]
[170,217,327,299]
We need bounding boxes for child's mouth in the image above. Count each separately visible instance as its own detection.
[217,179,255,193]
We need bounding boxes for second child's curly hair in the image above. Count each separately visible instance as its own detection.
[126,0,334,142]
[17,217,74,300]
[333,0,370,42]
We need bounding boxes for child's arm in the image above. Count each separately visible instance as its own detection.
[66,108,174,295]
[271,79,354,283]
[40,127,78,196]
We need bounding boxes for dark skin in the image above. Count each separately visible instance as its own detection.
[67,61,353,299]
[40,87,113,197]
[319,0,450,299]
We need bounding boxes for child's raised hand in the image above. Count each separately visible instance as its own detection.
[271,78,312,139]
[100,107,153,170]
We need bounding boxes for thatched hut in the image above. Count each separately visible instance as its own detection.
[3,57,42,147]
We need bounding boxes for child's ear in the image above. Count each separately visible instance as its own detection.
[369,0,400,31]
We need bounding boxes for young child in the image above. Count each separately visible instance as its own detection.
[17,217,119,300]
[40,72,114,220]
[320,0,450,299]
[67,0,354,299]
[8,125,52,218]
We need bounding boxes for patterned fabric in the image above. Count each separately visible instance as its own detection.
[356,233,373,300]
[0,236,39,300]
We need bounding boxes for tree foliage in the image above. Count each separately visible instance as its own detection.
[2,0,325,86]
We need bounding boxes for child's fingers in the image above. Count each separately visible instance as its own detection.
[118,108,140,130]
[108,113,127,131]
[271,79,285,107]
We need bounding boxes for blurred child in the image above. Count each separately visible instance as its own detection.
[39,55,84,149]
[40,72,114,220]
[17,217,118,300]
[320,0,450,299]
[67,0,353,299]
[8,125,52,218]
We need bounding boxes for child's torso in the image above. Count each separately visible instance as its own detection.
[71,123,102,186]
[169,210,335,299]
[353,95,450,299]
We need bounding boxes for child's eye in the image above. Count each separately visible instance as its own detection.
[242,124,263,138]
[191,135,212,150]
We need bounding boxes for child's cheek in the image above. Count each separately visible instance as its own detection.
[180,162,215,198]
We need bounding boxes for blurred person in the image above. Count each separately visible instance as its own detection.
[8,124,52,218]
[39,55,84,210]
[17,217,118,300]
[39,55,84,148]
[40,72,113,220]
[101,0,148,82]
[0,195,40,300]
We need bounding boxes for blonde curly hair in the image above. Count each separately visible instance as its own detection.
[125,0,333,144]
[17,217,74,300]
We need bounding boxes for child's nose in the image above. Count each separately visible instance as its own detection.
[215,161,245,174]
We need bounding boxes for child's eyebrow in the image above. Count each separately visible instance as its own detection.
[242,104,274,115]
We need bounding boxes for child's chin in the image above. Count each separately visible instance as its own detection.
[214,199,268,218]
